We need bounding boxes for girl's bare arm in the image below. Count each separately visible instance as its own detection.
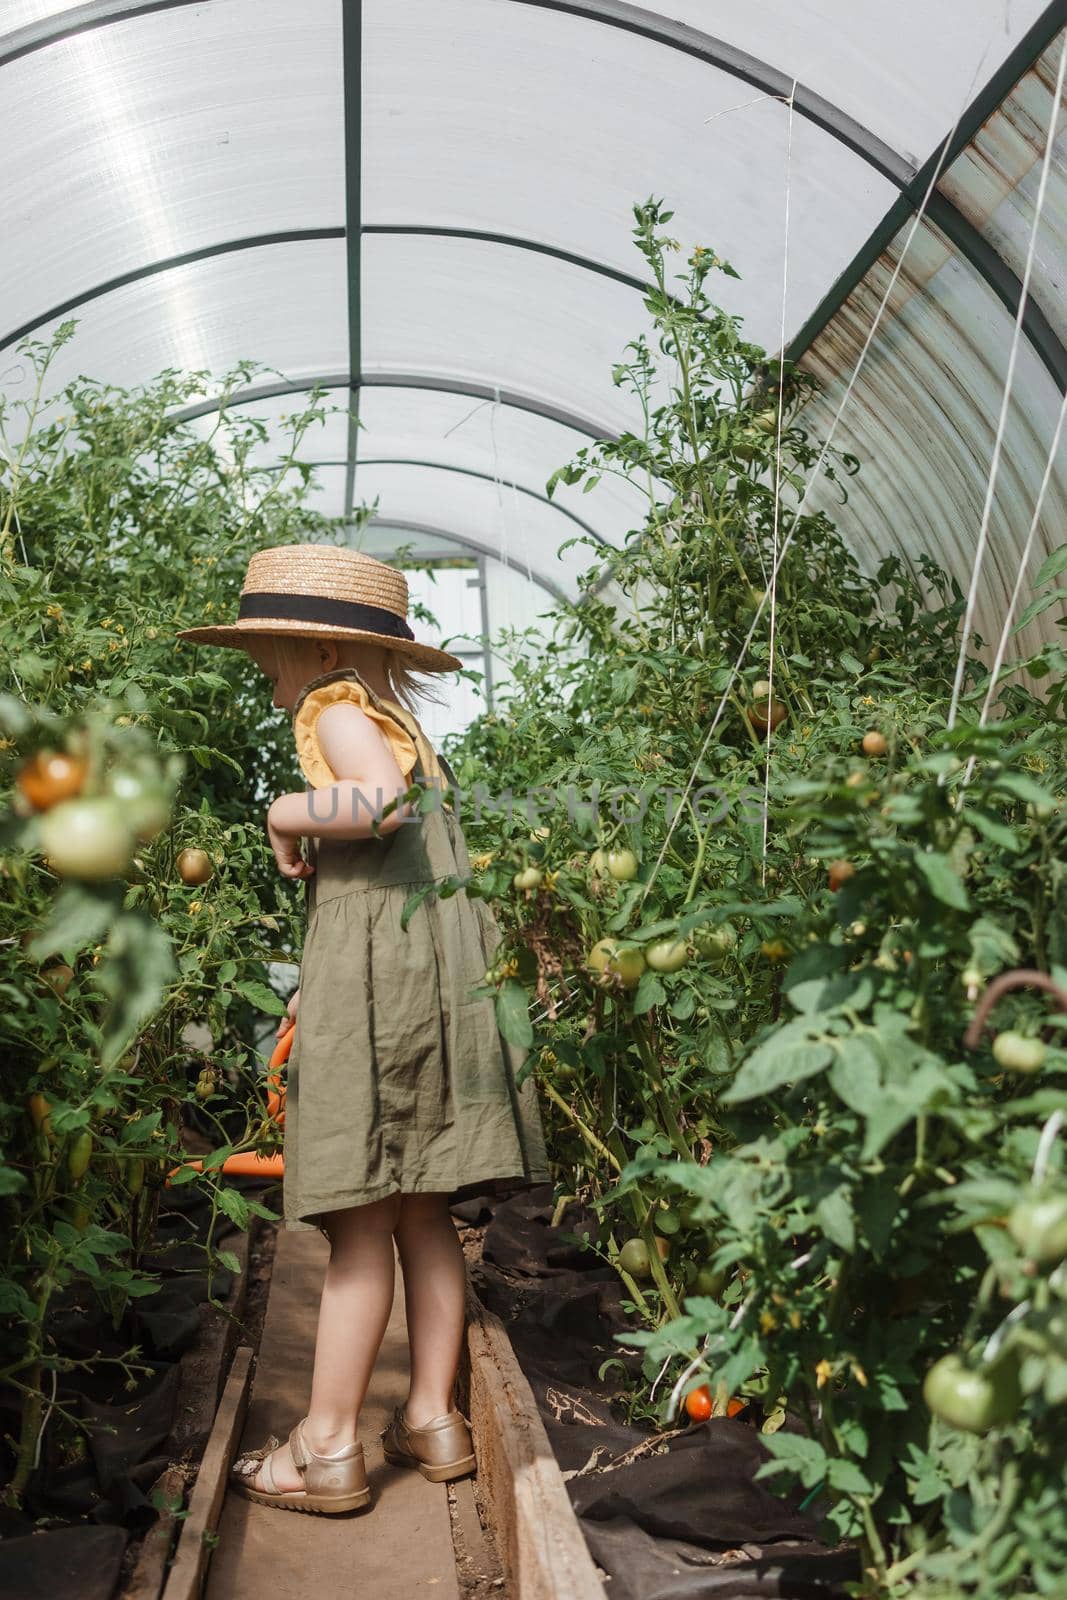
[267,703,417,878]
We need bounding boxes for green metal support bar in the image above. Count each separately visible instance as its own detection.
[342,0,363,521]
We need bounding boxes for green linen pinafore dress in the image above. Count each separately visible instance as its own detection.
[281,667,551,1233]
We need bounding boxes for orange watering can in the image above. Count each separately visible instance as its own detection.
[169,1025,292,1183]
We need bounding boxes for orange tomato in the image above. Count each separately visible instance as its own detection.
[828,859,855,891]
[17,751,88,812]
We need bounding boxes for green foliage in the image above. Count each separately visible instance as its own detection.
[444,201,1067,1594]
[0,329,361,1503]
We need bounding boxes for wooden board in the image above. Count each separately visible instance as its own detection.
[161,1346,254,1600]
[460,1277,606,1600]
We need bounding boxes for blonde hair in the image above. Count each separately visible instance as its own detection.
[267,634,448,714]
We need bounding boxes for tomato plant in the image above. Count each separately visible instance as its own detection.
[0,333,375,1505]
[442,201,1067,1594]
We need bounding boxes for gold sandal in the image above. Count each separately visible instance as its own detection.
[231,1418,371,1514]
[380,1404,476,1483]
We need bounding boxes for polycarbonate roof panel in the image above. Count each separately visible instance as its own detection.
[363,0,896,349]
[361,524,472,561]
[1,0,1065,663]
[635,0,1051,164]
[351,461,597,600]
[939,32,1067,352]
[183,388,354,470]
[360,232,650,438]
[2,1,89,29]
[355,384,649,548]
[0,0,343,347]
[0,240,348,408]
[800,213,1067,668]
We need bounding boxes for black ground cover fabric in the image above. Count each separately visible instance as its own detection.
[454,1185,859,1600]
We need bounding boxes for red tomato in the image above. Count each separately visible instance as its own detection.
[685,1385,713,1422]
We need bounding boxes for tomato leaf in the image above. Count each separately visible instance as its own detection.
[1034,541,1067,586]
[633,970,667,1016]
[915,850,969,910]
[496,980,533,1049]
[724,1020,834,1104]
[1011,588,1067,634]
[97,914,177,1067]
[827,1458,874,1495]
[216,1186,250,1229]
[990,771,1058,810]
[755,1432,827,1489]
[815,1186,855,1253]
[400,882,437,930]
[234,980,287,1016]
[28,882,121,961]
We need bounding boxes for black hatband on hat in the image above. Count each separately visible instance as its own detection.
[237,591,415,641]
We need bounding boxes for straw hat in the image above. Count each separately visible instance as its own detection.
[176,544,464,673]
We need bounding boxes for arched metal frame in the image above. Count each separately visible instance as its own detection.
[257,454,610,544]
[363,516,570,605]
[2,0,1064,554]
[168,371,615,440]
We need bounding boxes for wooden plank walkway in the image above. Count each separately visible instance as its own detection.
[205,1230,459,1600]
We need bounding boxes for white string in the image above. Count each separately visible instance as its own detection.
[637,54,991,909]
[704,92,791,124]
[1033,1108,1065,1187]
[760,79,796,878]
[488,387,514,633]
[946,29,1067,731]
[977,383,1067,728]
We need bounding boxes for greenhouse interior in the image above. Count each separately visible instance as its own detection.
[2,2,1067,1597]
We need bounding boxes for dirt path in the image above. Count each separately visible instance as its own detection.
[205,1229,462,1600]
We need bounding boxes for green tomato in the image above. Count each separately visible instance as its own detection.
[618,1237,652,1281]
[691,922,737,964]
[992,1031,1047,1075]
[609,943,646,989]
[106,766,172,843]
[513,866,544,891]
[67,1130,93,1183]
[587,938,617,974]
[38,798,135,880]
[606,849,638,882]
[587,938,645,989]
[588,848,609,878]
[922,1353,1021,1434]
[1008,1194,1067,1266]
[693,1263,726,1297]
[645,938,689,973]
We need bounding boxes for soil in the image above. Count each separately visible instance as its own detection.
[447,1477,508,1598]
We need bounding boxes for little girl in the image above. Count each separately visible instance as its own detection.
[178,543,550,1514]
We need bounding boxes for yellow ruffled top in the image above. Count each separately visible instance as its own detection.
[292,669,445,790]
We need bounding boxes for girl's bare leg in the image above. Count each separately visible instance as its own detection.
[245,1192,401,1493]
[393,1192,467,1426]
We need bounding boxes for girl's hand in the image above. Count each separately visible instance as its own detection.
[277,988,299,1040]
[267,801,315,881]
